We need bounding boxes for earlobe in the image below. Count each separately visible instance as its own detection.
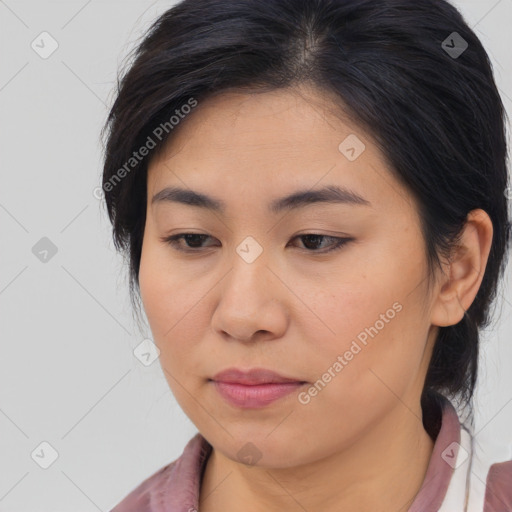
[430,209,493,328]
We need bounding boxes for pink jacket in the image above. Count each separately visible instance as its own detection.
[110,397,512,511]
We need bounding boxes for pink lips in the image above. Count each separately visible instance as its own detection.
[210,368,306,408]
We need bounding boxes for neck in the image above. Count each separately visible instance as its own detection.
[199,401,436,512]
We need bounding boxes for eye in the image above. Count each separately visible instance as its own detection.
[161,233,218,252]
[290,234,352,253]
[161,233,353,254]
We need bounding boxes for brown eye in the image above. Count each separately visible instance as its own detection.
[290,234,352,254]
[161,233,217,252]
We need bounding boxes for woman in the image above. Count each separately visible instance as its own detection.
[101,0,512,510]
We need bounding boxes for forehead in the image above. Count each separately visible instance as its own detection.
[146,87,412,217]
[152,86,363,160]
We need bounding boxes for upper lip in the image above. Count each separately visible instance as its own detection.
[211,367,305,385]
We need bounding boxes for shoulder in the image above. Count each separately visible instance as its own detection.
[484,459,512,511]
[108,433,208,512]
[425,394,512,512]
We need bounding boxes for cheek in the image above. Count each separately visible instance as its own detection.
[138,255,196,404]
[305,278,392,347]
[139,271,183,345]
[306,271,424,382]
[138,247,165,327]
[138,243,207,367]
[138,242,184,349]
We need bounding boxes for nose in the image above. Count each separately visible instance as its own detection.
[210,249,289,343]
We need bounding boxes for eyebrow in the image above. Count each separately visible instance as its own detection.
[151,184,372,214]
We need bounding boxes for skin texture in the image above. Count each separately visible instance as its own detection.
[139,84,493,512]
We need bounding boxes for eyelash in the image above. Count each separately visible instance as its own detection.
[160,233,352,255]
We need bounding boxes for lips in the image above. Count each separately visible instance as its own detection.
[211,367,305,385]
[209,368,307,408]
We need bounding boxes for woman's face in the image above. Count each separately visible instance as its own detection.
[139,85,442,467]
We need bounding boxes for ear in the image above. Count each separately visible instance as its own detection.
[430,209,493,327]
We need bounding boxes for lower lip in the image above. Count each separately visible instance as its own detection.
[211,381,305,408]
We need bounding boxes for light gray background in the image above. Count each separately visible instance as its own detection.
[1,1,511,510]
